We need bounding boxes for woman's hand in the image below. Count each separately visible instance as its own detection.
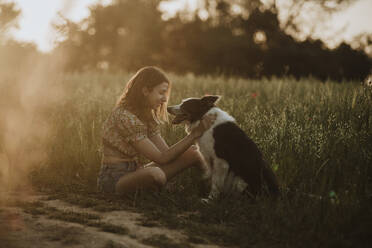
[191,114,217,138]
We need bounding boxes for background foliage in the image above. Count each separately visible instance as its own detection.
[1,0,371,80]
[54,0,372,80]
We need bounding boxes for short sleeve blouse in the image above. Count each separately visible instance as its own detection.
[102,106,161,163]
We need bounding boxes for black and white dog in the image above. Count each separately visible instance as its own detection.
[167,95,280,199]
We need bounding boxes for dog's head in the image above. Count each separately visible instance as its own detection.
[167,95,220,124]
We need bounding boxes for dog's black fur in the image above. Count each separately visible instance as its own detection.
[168,96,280,198]
[213,121,279,196]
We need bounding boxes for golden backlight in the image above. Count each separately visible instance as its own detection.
[8,0,372,53]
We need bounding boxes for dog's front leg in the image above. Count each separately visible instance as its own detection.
[197,143,212,180]
[200,155,212,180]
[209,159,229,199]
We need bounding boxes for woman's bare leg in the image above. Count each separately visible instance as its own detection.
[115,167,166,195]
[149,145,207,180]
[115,146,206,195]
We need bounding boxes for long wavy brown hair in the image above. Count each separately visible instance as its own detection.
[116,66,171,123]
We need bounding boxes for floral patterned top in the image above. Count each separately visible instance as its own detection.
[102,106,160,165]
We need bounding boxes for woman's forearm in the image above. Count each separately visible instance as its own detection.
[155,114,215,164]
[159,132,199,164]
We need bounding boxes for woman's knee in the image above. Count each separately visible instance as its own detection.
[147,167,167,187]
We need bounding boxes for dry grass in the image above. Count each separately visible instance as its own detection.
[1,72,371,247]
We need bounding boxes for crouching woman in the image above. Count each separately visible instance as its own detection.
[97,66,215,195]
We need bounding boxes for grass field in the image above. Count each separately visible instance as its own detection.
[2,72,372,247]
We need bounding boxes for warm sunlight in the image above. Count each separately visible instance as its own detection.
[9,0,190,52]
[7,0,372,52]
[1,1,371,247]
[9,0,112,52]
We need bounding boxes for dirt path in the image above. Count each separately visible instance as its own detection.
[0,192,221,248]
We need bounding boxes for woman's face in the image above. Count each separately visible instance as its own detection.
[145,82,169,110]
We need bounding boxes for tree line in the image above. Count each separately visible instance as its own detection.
[1,0,372,81]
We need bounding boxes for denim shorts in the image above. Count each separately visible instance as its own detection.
[97,161,138,194]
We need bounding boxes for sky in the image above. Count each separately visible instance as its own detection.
[7,0,372,53]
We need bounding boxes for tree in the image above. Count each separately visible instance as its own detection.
[55,0,371,80]
[0,1,40,78]
[55,0,165,71]
[0,0,20,41]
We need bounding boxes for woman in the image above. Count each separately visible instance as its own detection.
[97,66,216,195]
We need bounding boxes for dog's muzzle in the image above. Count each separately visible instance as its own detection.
[167,106,189,124]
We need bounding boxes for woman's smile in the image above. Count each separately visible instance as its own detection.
[147,82,169,110]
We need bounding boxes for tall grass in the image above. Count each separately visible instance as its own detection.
[23,72,371,247]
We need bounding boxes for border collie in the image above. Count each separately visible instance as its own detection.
[167,95,280,199]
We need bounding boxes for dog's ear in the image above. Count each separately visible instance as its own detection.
[202,95,221,105]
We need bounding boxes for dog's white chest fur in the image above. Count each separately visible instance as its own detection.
[187,108,247,198]
[188,108,234,156]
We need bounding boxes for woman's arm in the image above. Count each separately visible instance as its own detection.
[131,114,215,165]
[149,134,169,152]
[131,131,199,164]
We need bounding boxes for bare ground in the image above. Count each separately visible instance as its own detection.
[0,192,222,248]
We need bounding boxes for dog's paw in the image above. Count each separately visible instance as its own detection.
[201,192,219,204]
[200,198,211,205]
